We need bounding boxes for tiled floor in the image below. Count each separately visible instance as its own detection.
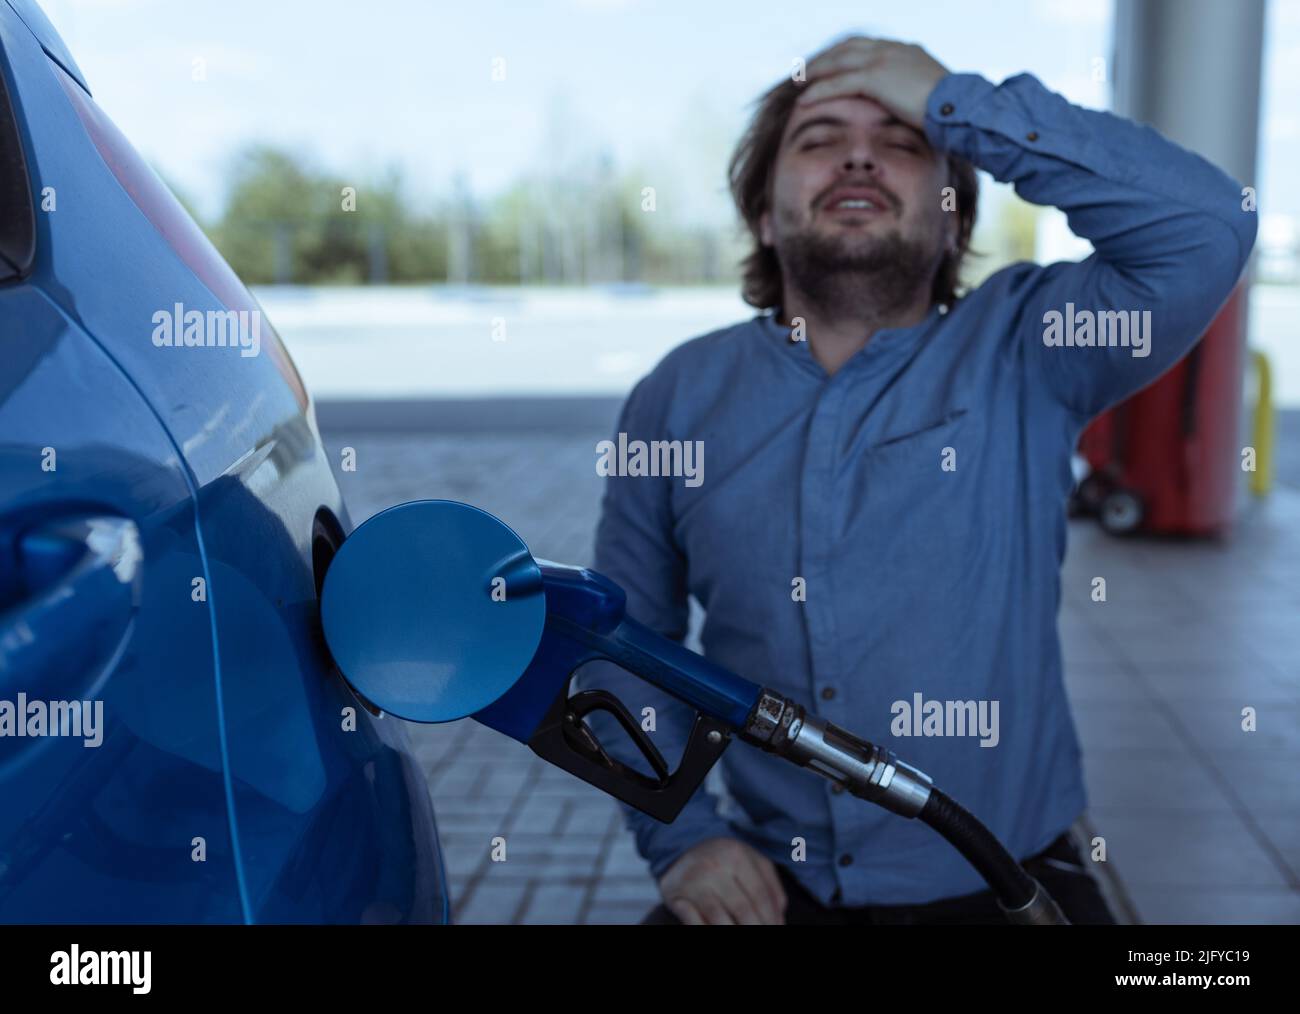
[323,418,1299,925]
[1060,493,1300,925]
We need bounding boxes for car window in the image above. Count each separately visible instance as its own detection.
[0,57,35,281]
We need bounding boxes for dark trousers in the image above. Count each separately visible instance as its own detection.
[642,833,1117,925]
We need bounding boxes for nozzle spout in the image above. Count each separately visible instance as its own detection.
[741,689,933,818]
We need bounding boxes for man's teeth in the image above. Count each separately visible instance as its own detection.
[834,199,876,209]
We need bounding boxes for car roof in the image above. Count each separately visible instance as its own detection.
[5,0,90,94]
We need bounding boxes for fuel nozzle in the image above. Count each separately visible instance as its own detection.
[321,499,1067,925]
[741,689,934,818]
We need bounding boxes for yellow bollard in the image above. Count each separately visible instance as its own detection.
[1249,348,1273,497]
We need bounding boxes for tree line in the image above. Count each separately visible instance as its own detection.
[188,145,747,287]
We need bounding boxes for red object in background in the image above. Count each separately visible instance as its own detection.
[1076,283,1250,536]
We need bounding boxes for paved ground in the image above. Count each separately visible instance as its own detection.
[322,412,1300,925]
[323,426,658,924]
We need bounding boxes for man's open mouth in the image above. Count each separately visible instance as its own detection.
[819,187,894,217]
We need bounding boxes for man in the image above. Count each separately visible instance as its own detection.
[577,36,1256,924]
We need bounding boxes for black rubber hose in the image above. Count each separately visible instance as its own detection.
[918,787,1037,910]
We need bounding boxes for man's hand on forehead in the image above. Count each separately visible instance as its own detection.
[797,36,949,134]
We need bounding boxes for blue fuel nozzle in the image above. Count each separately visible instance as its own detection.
[321,499,759,821]
[320,500,1066,922]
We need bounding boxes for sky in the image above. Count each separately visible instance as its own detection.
[32,0,1300,231]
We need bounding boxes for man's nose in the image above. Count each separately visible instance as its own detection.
[842,156,876,172]
[841,141,877,173]
[835,129,880,171]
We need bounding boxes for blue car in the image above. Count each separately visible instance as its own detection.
[0,0,447,923]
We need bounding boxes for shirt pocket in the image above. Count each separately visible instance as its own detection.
[842,405,982,552]
[862,407,972,476]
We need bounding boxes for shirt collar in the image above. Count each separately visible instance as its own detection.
[755,302,949,378]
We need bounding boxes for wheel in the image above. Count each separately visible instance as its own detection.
[1073,471,1112,514]
[1099,489,1144,535]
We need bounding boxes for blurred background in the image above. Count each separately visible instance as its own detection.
[39,0,1300,405]
[39,0,1300,925]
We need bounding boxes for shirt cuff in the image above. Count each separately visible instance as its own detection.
[923,71,1001,150]
[925,71,1084,169]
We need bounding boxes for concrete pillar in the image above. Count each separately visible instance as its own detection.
[1097,0,1267,532]
[1112,0,1265,187]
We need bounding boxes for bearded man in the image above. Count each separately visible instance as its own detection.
[579,36,1256,925]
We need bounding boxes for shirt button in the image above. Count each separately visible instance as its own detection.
[940,102,954,115]
[1026,130,1039,141]
[831,783,845,795]
[838,853,854,867]
[821,687,836,701]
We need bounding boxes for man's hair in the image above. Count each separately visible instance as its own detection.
[728,75,979,311]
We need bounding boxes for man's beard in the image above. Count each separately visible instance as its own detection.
[776,225,937,322]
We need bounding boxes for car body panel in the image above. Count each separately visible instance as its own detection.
[0,1,447,923]
[0,283,243,922]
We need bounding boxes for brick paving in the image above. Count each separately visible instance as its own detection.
[323,427,663,923]
[322,416,1300,925]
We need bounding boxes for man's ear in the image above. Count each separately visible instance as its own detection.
[944,219,958,254]
[759,209,773,247]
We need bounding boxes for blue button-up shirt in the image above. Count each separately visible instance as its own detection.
[577,71,1256,905]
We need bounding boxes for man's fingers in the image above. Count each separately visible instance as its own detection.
[657,839,788,925]
[749,855,788,923]
[796,69,882,108]
[732,853,781,924]
[806,35,879,65]
[803,37,882,83]
[714,875,766,925]
[693,891,738,925]
[666,897,707,925]
[728,867,776,925]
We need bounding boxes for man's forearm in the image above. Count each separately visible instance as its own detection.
[924,71,1254,262]
[925,71,1257,414]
